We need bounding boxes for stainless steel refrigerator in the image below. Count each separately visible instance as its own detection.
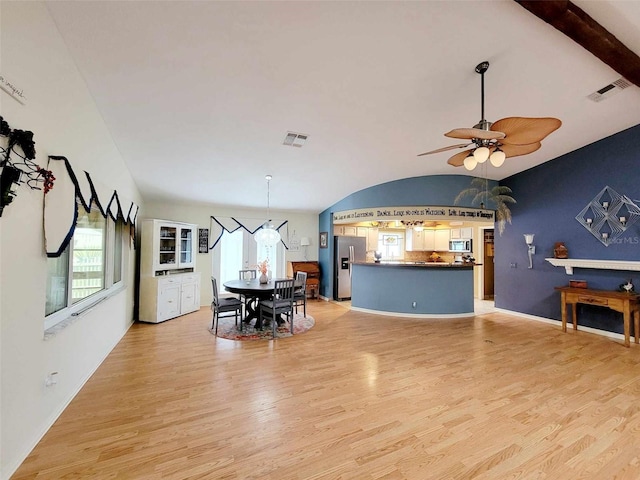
[334,236,367,300]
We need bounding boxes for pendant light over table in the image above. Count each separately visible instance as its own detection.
[254,174,281,246]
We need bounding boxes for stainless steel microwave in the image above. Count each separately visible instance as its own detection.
[449,239,472,252]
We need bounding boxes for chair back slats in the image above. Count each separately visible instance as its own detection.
[239,269,257,280]
[211,276,220,305]
[295,271,307,295]
[258,279,296,338]
[294,271,307,317]
[273,279,295,304]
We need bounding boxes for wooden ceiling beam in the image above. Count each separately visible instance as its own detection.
[515,0,640,88]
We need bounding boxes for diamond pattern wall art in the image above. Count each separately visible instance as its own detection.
[575,186,640,246]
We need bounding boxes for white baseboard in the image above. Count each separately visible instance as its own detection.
[494,307,627,342]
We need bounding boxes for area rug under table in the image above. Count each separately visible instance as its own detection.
[210,313,315,341]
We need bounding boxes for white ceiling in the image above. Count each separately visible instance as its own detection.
[45,0,640,213]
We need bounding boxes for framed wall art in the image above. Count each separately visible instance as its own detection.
[319,232,328,248]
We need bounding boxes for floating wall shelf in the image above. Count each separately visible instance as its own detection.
[545,258,640,275]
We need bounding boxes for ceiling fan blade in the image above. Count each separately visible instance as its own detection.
[500,142,541,158]
[445,127,505,141]
[417,143,471,156]
[447,149,474,167]
[492,117,562,146]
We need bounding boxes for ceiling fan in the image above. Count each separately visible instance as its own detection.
[418,61,562,170]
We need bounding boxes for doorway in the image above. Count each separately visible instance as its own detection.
[480,227,495,300]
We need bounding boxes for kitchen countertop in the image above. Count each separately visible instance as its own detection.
[352,261,478,268]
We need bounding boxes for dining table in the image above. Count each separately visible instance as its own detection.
[223,277,299,329]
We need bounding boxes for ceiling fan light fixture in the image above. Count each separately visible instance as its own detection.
[463,152,477,171]
[490,148,506,167]
[474,146,490,163]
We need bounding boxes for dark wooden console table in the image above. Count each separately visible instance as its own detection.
[555,286,640,347]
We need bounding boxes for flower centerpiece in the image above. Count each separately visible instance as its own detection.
[255,259,269,284]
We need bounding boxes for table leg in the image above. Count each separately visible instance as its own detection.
[635,309,639,344]
[243,296,260,326]
[623,302,631,347]
[571,302,577,330]
[561,292,567,332]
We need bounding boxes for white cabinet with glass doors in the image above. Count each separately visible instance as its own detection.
[154,222,195,272]
[139,219,200,323]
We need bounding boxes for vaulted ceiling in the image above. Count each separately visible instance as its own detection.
[44,0,640,213]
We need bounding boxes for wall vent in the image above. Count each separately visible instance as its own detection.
[283,132,308,147]
[587,78,631,102]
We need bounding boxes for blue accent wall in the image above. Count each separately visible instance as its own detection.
[318,174,498,299]
[496,124,640,334]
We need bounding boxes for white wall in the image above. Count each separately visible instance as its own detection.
[0,3,142,478]
[143,201,319,307]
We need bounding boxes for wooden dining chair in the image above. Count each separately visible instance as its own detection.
[259,279,295,338]
[237,269,257,319]
[211,277,243,335]
[238,269,257,281]
[293,271,308,317]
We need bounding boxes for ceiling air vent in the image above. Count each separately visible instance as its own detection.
[283,132,308,148]
[587,78,632,102]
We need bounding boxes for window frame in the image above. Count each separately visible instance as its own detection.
[45,205,128,331]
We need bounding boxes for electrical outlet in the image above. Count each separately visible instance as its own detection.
[412,301,417,308]
[510,262,517,268]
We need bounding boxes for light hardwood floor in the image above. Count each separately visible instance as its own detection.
[13,301,640,479]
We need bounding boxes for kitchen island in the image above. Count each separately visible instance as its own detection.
[350,261,475,317]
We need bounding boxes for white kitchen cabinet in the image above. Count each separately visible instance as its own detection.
[434,229,450,251]
[405,228,424,251]
[407,229,435,251]
[450,227,472,239]
[423,230,436,250]
[408,229,447,252]
[335,226,357,236]
[366,227,379,251]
